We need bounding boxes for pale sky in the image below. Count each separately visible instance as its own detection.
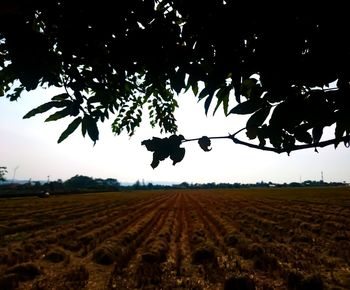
[0,87,349,184]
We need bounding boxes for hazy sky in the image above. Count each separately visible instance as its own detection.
[1,87,349,184]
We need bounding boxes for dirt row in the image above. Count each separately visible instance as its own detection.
[0,188,349,289]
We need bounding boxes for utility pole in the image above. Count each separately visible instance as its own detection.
[12,165,19,184]
[321,171,324,182]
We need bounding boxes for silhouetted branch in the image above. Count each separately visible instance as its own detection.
[183,128,350,154]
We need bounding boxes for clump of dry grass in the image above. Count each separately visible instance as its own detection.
[135,261,162,287]
[224,230,240,246]
[32,264,89,290]
[191,244,216,264]
[22,242,35,254]
[190,227,206,245]
[141,251,159,264]
[286,270,325,290]
[0,225,9,236]
[0,250,10,264]
[5,262,41,281]
[79,233,96,246]
[224,275,256,290]
[62,264,89,289]
[0,247,29,266]
[141,239,168,264]
[332,231,350,242]
[290,233,314,244]
[237,242,265,259]
[0,273,19,290]
[44,247,69,263]
[92,245,115,265]
[253,253,279,272]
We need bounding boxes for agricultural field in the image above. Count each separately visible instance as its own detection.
[0,187,350,289]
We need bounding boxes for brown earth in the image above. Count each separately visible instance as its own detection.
[0,187,350,289]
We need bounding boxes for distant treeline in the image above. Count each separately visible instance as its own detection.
[170,180,347,189]
[0,175,120,197]
[0,175,347,198]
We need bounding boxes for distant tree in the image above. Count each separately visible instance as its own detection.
[104,178,120,187]
[0,166,7,182]
[33,181,42,188]
[133,180,141,190]
[64,175,98,189]
[48,180,64,191]
[1,2,349,167]
[179,182,190,188]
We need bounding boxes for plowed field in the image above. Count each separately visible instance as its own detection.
[1,187,350,289]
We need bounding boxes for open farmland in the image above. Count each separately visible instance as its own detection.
[0,188,350,289]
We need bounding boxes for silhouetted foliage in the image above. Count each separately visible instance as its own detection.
[1,2,349,166]
[64,175,99,189]
[0,166,7,182]
[132,180,142,190]
[62,175,120,191]
[141,134,185,168]
[0,174,120,197]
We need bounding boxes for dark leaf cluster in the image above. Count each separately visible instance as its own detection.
[0,2,349,161]
[198,136,212,152]
[0,166,7,182]
[141,135,185,168]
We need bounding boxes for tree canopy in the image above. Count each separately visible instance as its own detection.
[1,1,349,167]
[0,166,7,181]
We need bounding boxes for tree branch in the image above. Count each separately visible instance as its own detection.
[182,128,350,154]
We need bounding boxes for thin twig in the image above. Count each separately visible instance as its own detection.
[182,127,350,154]
[183,135,229,143]
[182,128,246,143]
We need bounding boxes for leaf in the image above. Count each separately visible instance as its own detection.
[51,93,70,101]
[240,78,257,99]
[246,106,271,128]
[192,82,198,96]
[258,134,266,147]
[170,147,185,165]
[198,136,212,152]
[246,127,258,139]
[23,101,67,119]
[231,75,241,103]
[185,74,195,93]
[198,87,210,100]
[86,116,99,144]
[204,94,214,115]
[168,134,184,148]
[249,84,263,99]
[223,92,229,116]
[294,130,312,144]
[141,137,162,152]
[312,127,323,144]
[81,115,88,137]
[268,102,292,129]
[282,134,296,154]
[57,117,82,143]
[334,121,345,148]
[69,102,80,116]
[20,73,40,91]
[45,108,70,122]
[142,135,185,168]
[153,148,170,162]
[171,68,186,94]
[151,158,160,169]
[213,86,230,115]
[6,86,24,101]
[229,99,263,115]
